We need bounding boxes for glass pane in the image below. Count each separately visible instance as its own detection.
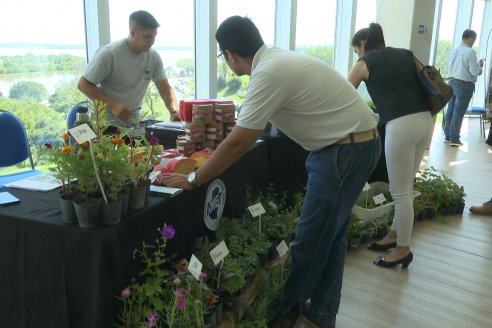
[295,0,337,66]
[471,0,484,46]
[354,0,377,102]
[355,0,377,31]
[0,0,86,173]
[217,0,276,104]
[435,0,458,76]
[108,0,195,118]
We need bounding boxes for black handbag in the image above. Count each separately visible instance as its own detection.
[415,57,453,116]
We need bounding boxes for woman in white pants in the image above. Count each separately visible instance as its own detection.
[348,23,434,268]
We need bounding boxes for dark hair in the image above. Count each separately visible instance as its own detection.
[462,29,477,40]
[129,10,160,30]
[351,23,386,52]
[215,16,265,58]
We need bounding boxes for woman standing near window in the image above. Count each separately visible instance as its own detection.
[348,23,433,268]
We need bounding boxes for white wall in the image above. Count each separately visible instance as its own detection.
[376,0,437,63]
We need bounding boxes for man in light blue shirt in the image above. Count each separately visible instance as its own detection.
[445,29,483,147]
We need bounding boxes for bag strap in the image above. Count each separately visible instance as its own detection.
[414,56,425,74]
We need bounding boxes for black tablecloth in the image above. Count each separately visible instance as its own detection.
[0,141,270,328]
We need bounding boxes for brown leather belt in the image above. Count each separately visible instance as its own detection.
[336,129,378,145]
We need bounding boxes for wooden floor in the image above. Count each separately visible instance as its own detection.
[338,118,492,328]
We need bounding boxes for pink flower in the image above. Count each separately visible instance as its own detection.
[114,129,121,135]
[149,136,160,145]
[147,313,158,327]
[161,225,175,239]
[177,298,186,310]
[121,287,131,297]
[174,288,189,298]
[199,272,208,279]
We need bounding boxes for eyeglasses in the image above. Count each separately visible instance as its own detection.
[217,50,225,59]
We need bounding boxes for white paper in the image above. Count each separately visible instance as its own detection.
[5,172,63,191]
[188,254,203,281]
[248,202,266,217]
[210,240,229,265]
[69,123,96,144]
[372,193,387,205]
[276,240,289,258]
[362,182,370,191]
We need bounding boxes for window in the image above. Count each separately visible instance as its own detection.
[434,0,459,76]
[0,0,86,173]
[108,0,195,118]
[354,0,377,102]
[295,0,337,66]
[217,0,276,103]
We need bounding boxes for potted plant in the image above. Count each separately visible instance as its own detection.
[126,134,162,210]
[43,132,78,224]
[347,213,364,249]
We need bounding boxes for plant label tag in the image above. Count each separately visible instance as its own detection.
[373,193,386,205]
[210,240,229,265]
[362,182,370,191]
[248,203,266,217]
[276,240,289,258]
[188,254,203,281]
[69,123,96,144]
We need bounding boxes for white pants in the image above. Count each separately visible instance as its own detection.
[385,111,434,246]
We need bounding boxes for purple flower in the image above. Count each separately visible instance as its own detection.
[44,143,52,149]
[121,287,131,297]
[174,288,189,298]
[149,136,160,145]
[147,313,158,327]
[114,129,121,135]
[199,272,208,279]
[177,298,186,310]
[161,225,175,239]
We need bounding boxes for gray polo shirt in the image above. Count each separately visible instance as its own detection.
[83,39,167,128]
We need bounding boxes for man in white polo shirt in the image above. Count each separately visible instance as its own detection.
[160,16,381,328]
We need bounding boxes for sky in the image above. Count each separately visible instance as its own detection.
[0,0,376,47]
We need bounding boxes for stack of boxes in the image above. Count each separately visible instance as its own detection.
[177,99,236,156]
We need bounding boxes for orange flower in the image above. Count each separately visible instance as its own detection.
[112,137,125,145]
[79,142,90,150]
[62,146,73,154]
[207,295,217,305]
[62,133,70,141]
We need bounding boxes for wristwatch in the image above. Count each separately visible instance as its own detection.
[187,171,198,188]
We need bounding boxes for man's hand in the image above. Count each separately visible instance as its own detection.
[158,173,194,190]
[112,103,133,121]
[170,110,180,121]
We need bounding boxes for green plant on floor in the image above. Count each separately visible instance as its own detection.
[117,225,216,328]
[244,184,302,242]
[414,167,466,219]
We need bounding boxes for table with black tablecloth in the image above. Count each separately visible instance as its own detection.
[0,141,270,328]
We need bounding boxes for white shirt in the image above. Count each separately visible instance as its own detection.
[448,42,482,82]
[236,45,379,151]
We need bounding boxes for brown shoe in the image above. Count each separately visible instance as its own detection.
[270,310,299,328]
[469,201,492,215]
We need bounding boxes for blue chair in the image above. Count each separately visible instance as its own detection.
[67,101,90,130]
[465,106,487,138]
[67,101,90,144]
[0,110,40,187]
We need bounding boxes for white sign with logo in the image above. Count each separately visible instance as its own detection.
[204,179,226,231]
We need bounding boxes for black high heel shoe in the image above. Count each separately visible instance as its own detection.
[368,241,397,251]
[373,252,413,268]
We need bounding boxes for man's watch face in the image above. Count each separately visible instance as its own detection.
[188,172,196,185]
